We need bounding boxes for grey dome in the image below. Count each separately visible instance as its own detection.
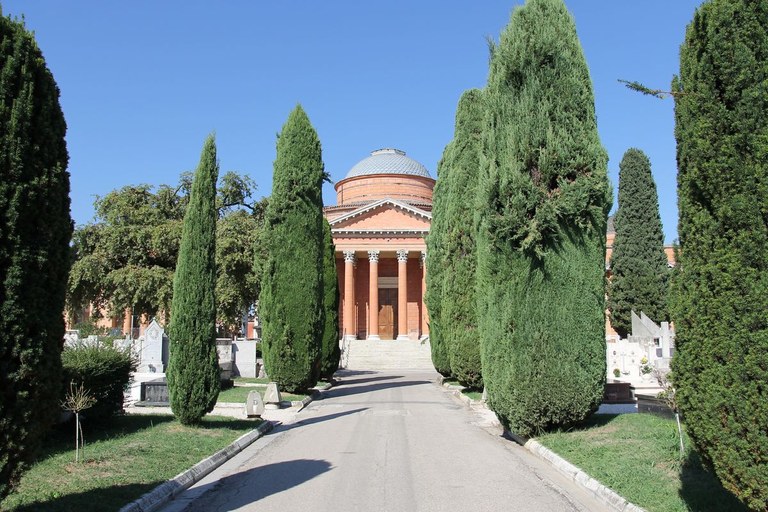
[345,148,432,179]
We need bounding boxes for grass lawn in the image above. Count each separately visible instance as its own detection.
[462,389,483,401]
[232,377,269,385]
[217,386,307,403]
[0,415,259,512]
[536,414,746,512]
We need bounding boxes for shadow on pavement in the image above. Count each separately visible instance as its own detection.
[185,459,332,511]
[274,408,368,432]
[334,374,405,386]
[324,379,431,399]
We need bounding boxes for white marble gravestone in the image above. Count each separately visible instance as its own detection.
[138,319,165,373]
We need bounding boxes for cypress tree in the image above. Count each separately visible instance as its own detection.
[608,148,668,338]
[442,89,484,389]
[0,13,71,499]
[166,134,220,426]
[671,1,768,508]
[260,105,324,393]
[319,219,340,380]
[476,0,611,436]
[425,143,453,377]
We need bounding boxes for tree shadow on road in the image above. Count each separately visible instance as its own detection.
[324,379,431,399]
[184,459,333,510]
[273,408,369,432]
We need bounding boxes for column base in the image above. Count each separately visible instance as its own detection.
[366,335,381,341]
[342,334,357,342]
[396,335,410,341]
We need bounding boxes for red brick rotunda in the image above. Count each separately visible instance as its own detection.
[323,149,434,342]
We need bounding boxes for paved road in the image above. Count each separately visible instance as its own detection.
[161,370,611,512]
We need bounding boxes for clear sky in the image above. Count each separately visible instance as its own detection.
[4,1,703,242]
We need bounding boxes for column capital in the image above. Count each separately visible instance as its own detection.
[420,251,426,268]
[343,250,356,264]
[368,250,380,263]
[397,249,409,263]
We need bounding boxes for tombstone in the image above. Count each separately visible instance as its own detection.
[216,339,233,380]
[232,339,258,378]
[263,382,282,409]
[245,390,265,418]
[64,330,80,347]
[138,319,165,373]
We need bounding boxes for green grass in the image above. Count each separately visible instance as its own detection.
[0,415,258,512]
[232,377,269,385]
[536,414,746,512]
[462,390,483,401]
[216,386,307,403]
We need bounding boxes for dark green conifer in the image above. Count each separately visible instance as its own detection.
[442,89,484,389]
[0,12,71,499]
[425,144,454,377]
[260,105,324,392]
[319,219,340,380]
[166,134,220,425]
[608,148,668,338]
[476,0,611,436]
[671,1,768,508]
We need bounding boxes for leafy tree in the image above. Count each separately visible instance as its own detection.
[260,105,325,393]
[476,0,611,436]
[166,134,220,425]
[425,143,454,377]
[319,219,340,380]
[67,172,263,332]
[608,148,669,338]
[0,12,71,499]
[442,89,484,389]
[670,1,768,508]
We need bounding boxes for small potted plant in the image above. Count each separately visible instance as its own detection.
[613,368,621,379]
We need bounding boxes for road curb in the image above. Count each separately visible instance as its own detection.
[440,382,646,512]
[118,420,274,512]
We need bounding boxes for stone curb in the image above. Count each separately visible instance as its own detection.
[289,381,332,410]
[439,381,646,512]
[117,420,274,512]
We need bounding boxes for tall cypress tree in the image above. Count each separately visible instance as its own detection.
[476,0,611,436]
[319,219,340,380]
[425,143,453,377]
[608,148,668,338]
[671,1,768,508]
[167,134,220,426]
[442,89,484,389]
[0,13,71,499]
[260,105,324,393]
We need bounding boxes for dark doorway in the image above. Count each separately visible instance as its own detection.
[378,288,397,340]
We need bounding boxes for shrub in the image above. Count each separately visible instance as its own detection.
[61,344,136,421]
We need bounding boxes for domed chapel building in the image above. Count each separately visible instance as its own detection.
[324,149,434,342]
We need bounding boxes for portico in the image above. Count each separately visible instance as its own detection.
[324,148,434,342]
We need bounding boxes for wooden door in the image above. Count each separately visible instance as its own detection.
[378,288,397,340]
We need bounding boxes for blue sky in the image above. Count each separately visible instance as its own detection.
[4,1,703,242]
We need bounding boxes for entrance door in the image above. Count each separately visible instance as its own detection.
[378,288,397,340]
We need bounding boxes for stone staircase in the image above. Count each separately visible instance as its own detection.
[341,338,435,371]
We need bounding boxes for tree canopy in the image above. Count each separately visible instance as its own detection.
[476,0,611,436]
[0,12,71,499]
[671,0,768,508]
[259,105,326,392]
[67,171,265,333]
[608,148,669,338]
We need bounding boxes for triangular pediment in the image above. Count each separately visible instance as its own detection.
[329,199,431,233]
